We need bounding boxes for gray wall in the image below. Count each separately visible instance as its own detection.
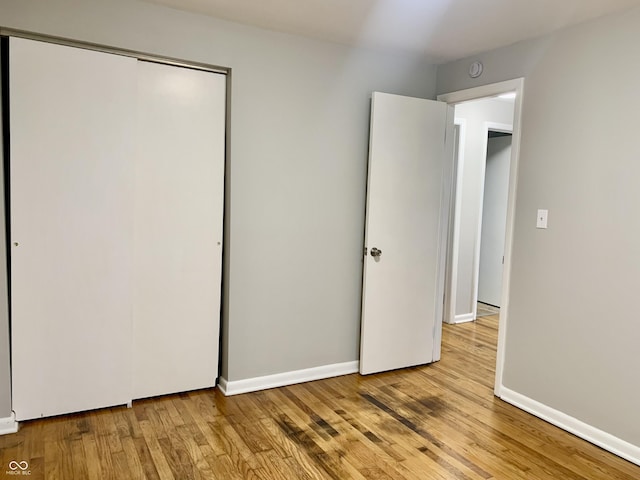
[438,7,640,446]
[453,98,513,319]
[0,0,438,385]
[0,51,11,419]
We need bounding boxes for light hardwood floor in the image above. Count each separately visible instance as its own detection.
[1,316,639,479]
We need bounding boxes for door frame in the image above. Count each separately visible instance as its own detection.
[442,119,465,332]
[437,78,524,396]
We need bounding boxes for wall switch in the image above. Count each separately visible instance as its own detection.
[536,209,548,229]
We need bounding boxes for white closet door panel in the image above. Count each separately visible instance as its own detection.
[133,61,225,399]
[10,38,136,420]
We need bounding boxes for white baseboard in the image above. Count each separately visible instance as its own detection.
[499,386,640,467]
[451,313,475,324]
[0,412,19,435]
[218,360,359,396]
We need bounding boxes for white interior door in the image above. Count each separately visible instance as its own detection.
[10,38,136,420]
[133,61,226,399]
[360,92,452,375]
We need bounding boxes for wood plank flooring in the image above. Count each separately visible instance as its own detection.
[2,316,639,479]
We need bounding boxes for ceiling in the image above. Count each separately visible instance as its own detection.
[144,0,640,62]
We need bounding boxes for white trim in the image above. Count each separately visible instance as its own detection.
[218,361,359,396]
[444,119,466,325]
[485,122,513,134]
[437,78,525,397]
[217,377,230,395]
[437,79,523,105]
[432,104,457,362]
[452,313,475,324]
[500,387,640,467]
[0,412,19,435]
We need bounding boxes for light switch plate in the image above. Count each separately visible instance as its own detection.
[537,209,548,229]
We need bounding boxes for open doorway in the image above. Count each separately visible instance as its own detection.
[477,129,513,317]
[437,78,524,396]
[447,97,515,324]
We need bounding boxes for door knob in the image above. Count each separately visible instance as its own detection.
[370,247,382,258]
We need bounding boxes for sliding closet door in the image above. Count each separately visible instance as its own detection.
[133,61,225,399]
[10,38,136,420]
